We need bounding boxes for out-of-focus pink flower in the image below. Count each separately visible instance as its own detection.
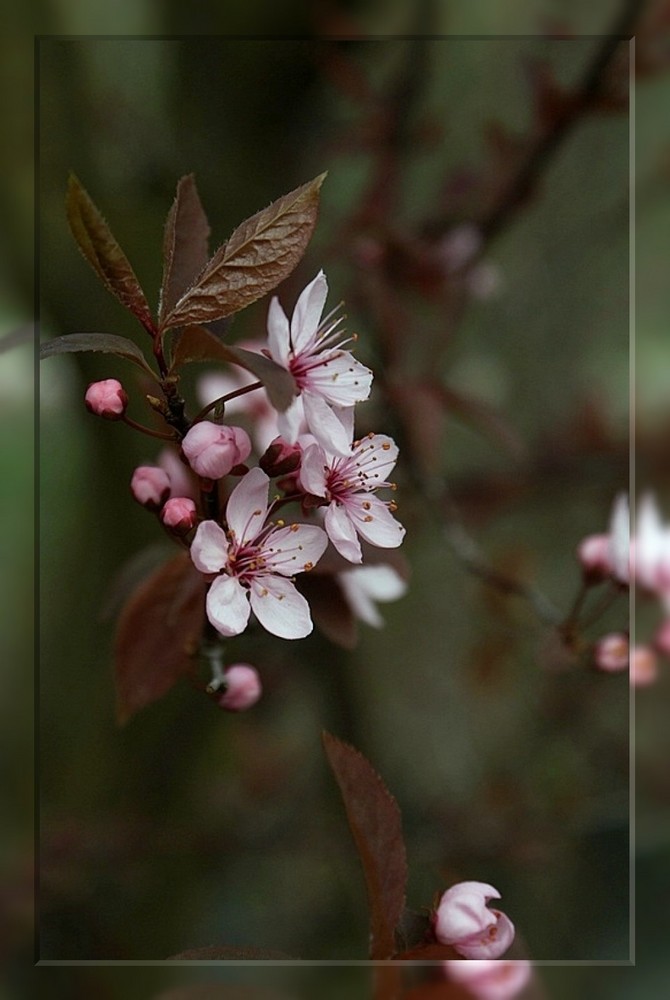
[299,432,405,564]
[259,436,303,478]
[266,270,372,456]
[653,619,670,657]
[577,533,613,580]
[338,564,407,628]
[190,467,328,639]
[434,881,515,960]
[130,466,171,510]
[444,959,532,1000]
[161,497,197,535]
[84,379,128,419]
[158,447,198,501]
[437,224,483,273]
[181,421,251,480]
[594,632,629,673]
[576,494,629,584]
[632,494,670,599]
[197,349,280,454]
[630,645,658,687]
[217,664,262,712]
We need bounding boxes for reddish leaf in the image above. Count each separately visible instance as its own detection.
[169,325,296,411]
[167,945,293,960]
[160,173,327,330]
[66,174,155,332]
[322,731,407,959]
[39,332,156,377]
[159,174,211,326]
[114,552,206,724]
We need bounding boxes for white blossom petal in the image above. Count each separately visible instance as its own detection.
[267,296,291,364]
[302,391,355,456]
[249,575,313,638]
[347,496,406,548]
[345,564,407,602]
[453,911,516,961]
[225,467,269,543]
[352,433,398,486]
[262,523,328,575]
[609,493,630,583]
[299,443,329,497]
[325,502,363,563]
[206,574,250,637]
[302,350,373,407]
[339,572,384,627]
[276,395,306,444]
[190,520,229,574]
[291,270,328,352]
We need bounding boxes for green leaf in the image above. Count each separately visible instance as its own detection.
[169,325,296,412]
[39,332,156,377]
[159,174,211,326]
[114,553,206,724]
[160,172,327,331]
[66,174,155,332]
[322,732,408,960]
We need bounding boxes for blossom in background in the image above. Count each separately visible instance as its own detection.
[130,465,171,510]
[266,270,373,456]
[190,467,328,639]
[197,343,280,454]
[216,664,262,712]
[158,447,199,501]
[433,881,515,960]
[577,493,630,583]
[633,493,670,603]
[299,433,405,563]
[630,645,658,687]
[338,564,407,628]
[444,960,532,1000]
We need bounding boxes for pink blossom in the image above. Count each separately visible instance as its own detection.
[444,960,532,1000]
[130,466,171,510]
[158,447,198,501]
[632,493,670,598]
[217,664,262,712]
[181,421,251,480]
[630,645,658,687]
[339,564,407,628]
[190,467,328,639]
[299,433,405,564]
[161,497,198,535]
[266,270,373,456]
[653,619,670,656]
[577,533,613,580]
[84,378,128,419]
[594,632,629,673]
[434,881,515,960]
[576,494,629,584]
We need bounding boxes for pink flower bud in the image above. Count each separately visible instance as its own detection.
[630,645,658,687]
[181,421,252,480]
[259,436,303,478]
[217,664,262,712]
[594,632,629,673]
[577,533,613,581]
[434,881,515,960]
[130,465,171,510]
[444,960,532,1000]
[161,497,197,535]
[654,619,670,657]
[84,379,128,419]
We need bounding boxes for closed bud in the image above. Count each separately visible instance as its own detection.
[630,645,658,687]
[182,421,252,480]
[84,379,128,419]
[444,960,533,1000]
[217,664,262,712]
[594,632,629,673]
[576,533,613,581]
[130,465,171,510]
[259,436,302,478]
[433,881,515,960]
[161,497,197,535]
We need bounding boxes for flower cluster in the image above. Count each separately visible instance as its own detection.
[577,493,670,685]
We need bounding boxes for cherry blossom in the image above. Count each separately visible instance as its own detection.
[444,960,532,1000]
[266,270,373,456]
[434,881,515,960]
[299,432,405,563]
[633,493,670,600]
[338,564,407,628]
[190,467,328,639]
[197,345,280,454]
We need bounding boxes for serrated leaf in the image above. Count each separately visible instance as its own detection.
[114,553,206,724]
[159,174,211,326]
[322,731,407,960]
[160,172,327,330]
[66,174,155,332]
[169,325,296,411]
[39,332,156,377]
[167,945,293,960]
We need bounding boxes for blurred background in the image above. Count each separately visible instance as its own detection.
[3,0,670,996]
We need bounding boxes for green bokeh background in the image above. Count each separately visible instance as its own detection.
[2,0,670,996]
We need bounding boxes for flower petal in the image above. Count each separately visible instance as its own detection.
[290,270,328,352]
[206,574,250,637]
[276,395,306,444]
[249,575,313,638]
[190,520,230,574]
[352,433,399,486]
[608,493,630,583]
[302,392,354,456]
[302,350,373,407]
[225,467,269,543]
[453,911,516,960]
[299,443,329,497]
[325,502,363,563]
[347,496,406,548]
[267,295,291,364]
[263,522,329,575]
[339,571,384,627]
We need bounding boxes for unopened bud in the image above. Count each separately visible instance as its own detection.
[130,465,171,510]
[594,632,629,672]
[259,436,302,478]
[577,533,613,582]
[161,497,197,535]
[630,645,658,687]
[444,959,532,1000]
[84,379,128,419]
[182,421,252,480]
[217,664,262,712]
